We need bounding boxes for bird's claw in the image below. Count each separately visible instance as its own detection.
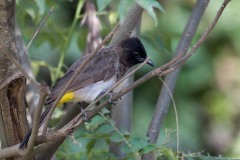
[78,103,92,122]
[108,99,117,105]
[81,111,92,122]
[107,92,118,105]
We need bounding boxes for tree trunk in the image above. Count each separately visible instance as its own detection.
[0,0,28,159]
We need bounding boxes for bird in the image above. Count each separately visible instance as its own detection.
[19,37,154,149]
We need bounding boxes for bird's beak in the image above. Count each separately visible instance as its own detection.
[147,59,154,67]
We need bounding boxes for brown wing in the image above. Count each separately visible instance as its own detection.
[45,47,118,104]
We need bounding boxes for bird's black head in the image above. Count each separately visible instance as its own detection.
[118,37,154,67]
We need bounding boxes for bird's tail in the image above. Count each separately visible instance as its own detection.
[19,104,53,149]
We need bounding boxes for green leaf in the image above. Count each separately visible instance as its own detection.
[97,124,114,134]
[139,144,157,154]
[16,0,39,20]
[96,0,113,12]
[136,0,165,26]
[85,115,106,131]
[130,137,148,152]
[121,145,132,154]
[35,0,46,15]
[159,147,178,160]
[86,139,96,155]
[101,108,111,115]
[88,115,106,127]
[110,132,123,142]
[118,0,134,22]
[26,8,36,19]
[121,128,130,137]
[108,12,118,25]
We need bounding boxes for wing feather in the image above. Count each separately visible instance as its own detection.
[45,47,118,103]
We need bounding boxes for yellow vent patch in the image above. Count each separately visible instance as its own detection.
[58,92,75,105]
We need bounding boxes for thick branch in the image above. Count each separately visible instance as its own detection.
[109,3,143,46]
[146,0,209,152]
[84,0,102,54]
[18,83,49,156]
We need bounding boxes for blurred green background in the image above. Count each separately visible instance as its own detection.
[16,0,240,159]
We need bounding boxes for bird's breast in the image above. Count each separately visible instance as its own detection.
[72,76,117,102]
[113,77,129,93]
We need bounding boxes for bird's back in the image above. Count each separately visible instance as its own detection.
[45,47,124,104]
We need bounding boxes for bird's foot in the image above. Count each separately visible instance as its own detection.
[78,103,92,122]
[98,92,120,105]
[81,111,92,122]
[107,92,119,105]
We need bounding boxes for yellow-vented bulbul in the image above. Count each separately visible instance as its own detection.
[19,37,154,149]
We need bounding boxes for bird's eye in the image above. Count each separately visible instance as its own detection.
[134,52,139,56]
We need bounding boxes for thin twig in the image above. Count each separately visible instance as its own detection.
[168,0,231,70]
[18,83,49,156]
[54,0,85,83]
[160,136,177,147]
[25,6,54,52]
[158,77,179,153]
[91,58,149,110]
[60,58,149,131]
[99,112,141,159]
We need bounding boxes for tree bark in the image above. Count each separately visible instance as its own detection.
[109,3,143,46]
[84,0,102,54]
[0,1,28,159]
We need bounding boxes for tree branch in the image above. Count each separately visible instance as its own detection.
[109,3,143,46]
[83,0,102,54]
[59,58,150,132]
[41,23,119,135]
[18,83,49,156]
[143,1,210,159]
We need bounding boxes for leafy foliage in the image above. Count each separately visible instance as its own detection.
[96,0,113,12]
[136,0,165,26]
[57,112,178,159]
[96,0,163,23]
